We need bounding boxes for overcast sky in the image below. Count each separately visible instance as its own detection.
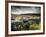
[11,6,41,15]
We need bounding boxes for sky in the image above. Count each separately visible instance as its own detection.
[11,6,41,15]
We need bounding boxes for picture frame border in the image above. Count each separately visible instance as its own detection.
[5,0,45,36]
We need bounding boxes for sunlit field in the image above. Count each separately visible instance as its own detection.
[11,15,41,31]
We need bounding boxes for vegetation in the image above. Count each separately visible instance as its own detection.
[11,19,41,31]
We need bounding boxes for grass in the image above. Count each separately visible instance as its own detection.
[11,20,41,31]
[29,23,41,30]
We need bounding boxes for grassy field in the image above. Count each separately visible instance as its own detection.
[29,23,41,30]
[11,19,41,31]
